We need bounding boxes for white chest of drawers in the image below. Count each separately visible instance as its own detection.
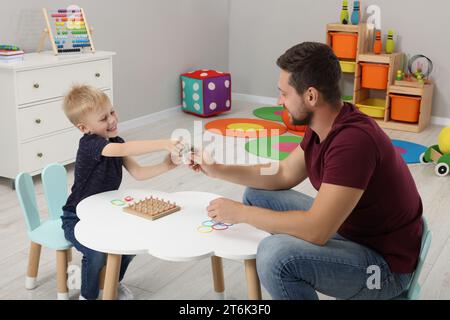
[0,51,115,182]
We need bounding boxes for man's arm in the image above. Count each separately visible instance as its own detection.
[208,183,364,245]
[193,146,308,190]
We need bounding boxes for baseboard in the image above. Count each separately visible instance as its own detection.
[118,105,181,133]
[431,116,450,126]
[232,93,278,105]
[233,92,450,127]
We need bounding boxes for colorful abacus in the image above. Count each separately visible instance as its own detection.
[40,7,95,55]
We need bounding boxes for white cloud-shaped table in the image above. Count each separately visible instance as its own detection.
[76,189,270,299]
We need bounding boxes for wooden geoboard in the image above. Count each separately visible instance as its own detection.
[123,197,181,221]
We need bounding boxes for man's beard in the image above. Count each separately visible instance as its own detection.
[291,111,313,126]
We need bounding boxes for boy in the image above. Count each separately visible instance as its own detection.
[61,85,183,300]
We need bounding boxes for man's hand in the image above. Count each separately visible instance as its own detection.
[189,148,217,177]
[206,198,246,224]
[164,152,179,170]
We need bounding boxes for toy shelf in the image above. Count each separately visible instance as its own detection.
[353,53,403,122]
[326,22,434,132]
[379,83,434,133]
[327,23,372,103]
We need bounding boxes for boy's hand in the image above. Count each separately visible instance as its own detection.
[165,139,185,154]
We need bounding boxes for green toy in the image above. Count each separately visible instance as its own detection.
[385,30,395,54]
[420,126,450,177]
[341,0,349,24]
[414,70,424,84]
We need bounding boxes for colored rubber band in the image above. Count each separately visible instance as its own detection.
[197,226,213,233]
[212,223,229,231]
[220,223,234,227]
[111,199,126,206]
[202,220,216,227]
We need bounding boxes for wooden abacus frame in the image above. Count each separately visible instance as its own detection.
[38,7,96,55]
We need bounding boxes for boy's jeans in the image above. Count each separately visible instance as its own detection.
[243,187,413,300]
[62,211,135,300]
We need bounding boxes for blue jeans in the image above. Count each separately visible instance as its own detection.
[62,211,135,300]
[243,187,413,300]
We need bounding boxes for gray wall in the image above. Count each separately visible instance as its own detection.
[229,0,450,119]
[0,0,230,122]
[2,0,449,120]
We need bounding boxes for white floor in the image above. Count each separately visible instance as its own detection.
[0,100,448,300]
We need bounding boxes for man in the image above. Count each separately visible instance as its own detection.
[190,42,423,300]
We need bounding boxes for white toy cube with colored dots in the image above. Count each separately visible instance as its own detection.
[180,69,231,117]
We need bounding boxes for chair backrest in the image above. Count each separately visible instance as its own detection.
[15,172,41,232]
[406,217,432,300]
[41,163,68,220]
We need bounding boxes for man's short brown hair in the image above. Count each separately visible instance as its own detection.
[277,42,342,104]
[63,85,111,125]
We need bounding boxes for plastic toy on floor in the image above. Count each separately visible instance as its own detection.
[420,126,450,177]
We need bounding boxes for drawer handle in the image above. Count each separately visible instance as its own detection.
[35,119,42,124]
[33,83,40,89]
[95,73,101,78]
[37,153,44,158]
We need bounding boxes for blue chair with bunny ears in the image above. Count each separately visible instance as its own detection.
[15,163,72,300]
[394,217,432,300]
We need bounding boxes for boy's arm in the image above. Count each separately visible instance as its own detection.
[123,155,177,181]
[102,140,182,157]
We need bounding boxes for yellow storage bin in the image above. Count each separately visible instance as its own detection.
[356,98,386,118]
[340,60,356,73]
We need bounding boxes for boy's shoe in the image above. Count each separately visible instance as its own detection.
[80,284,133,300]
[117,283,134,300]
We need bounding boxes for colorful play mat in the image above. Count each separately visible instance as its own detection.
[286,128,306,137]
[245,136,303,160]
[391,139,427,164]
[252,106,284,122]
[246,137,425,163]
[205,118,287,138]
[253,106,306,136]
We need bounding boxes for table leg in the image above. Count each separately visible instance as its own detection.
[99,266,106,290]
[244,259,262,300]
[102,254,121,300]
[66,248,72,263]
[211,256,225,299]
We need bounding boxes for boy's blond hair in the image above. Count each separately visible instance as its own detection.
[63,85,111,125]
